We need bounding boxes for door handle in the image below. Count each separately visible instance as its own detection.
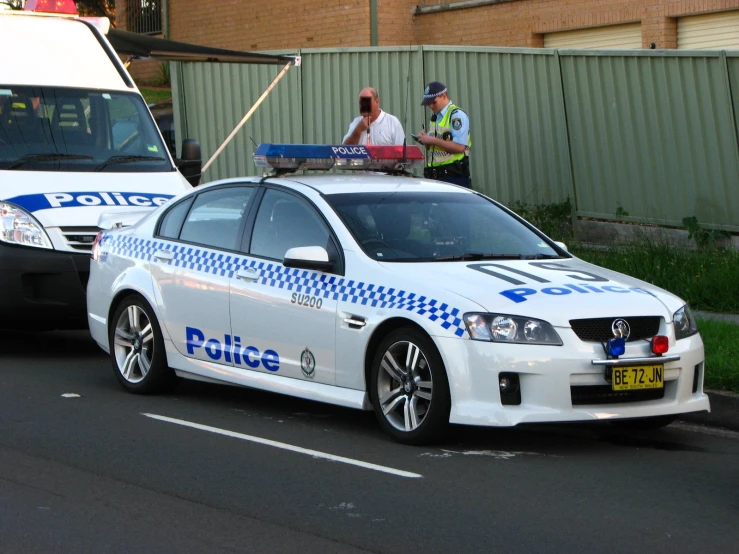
[236,268,260,281]
[153,250,174,262]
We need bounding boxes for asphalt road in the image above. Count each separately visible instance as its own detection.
[1,330,738,554]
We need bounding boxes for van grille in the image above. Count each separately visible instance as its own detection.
[60,226,100,252]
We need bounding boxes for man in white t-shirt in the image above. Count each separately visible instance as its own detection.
[342,87,405,146]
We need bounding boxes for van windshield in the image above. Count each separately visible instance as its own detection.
[0,86,173,173]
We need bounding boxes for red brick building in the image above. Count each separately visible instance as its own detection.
[116,0,739,81]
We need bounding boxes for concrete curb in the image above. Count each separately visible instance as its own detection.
[679,390,739,431]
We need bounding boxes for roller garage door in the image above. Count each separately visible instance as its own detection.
[544,23,642,49]
[678,11,739,50]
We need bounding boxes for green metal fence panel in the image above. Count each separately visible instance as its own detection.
[172,46,739,231]
[173,53,302,183]
[299,47,424,149]
[560,49,739,231]
[422,46,574,206]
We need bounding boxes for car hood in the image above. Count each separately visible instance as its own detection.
[378,256,685,327]
[1,171,190,227]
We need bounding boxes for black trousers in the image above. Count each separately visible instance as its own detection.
[424,165,471,188]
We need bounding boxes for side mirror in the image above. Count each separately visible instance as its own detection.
[554,241,569,252]
[283,246,335,272]
[176,138,202,186]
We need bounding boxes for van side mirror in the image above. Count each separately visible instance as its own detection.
[177,139,202,186]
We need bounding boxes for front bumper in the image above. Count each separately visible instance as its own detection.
[0,242,90,330]
[436,329,710,427]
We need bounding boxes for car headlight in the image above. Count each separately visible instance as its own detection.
[673,305,698,340]
[0,202,53,249]
[464,313,563,345]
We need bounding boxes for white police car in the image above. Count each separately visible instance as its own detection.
[87,144,709,444]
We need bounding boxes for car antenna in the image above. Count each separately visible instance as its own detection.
[402,45,412,168]
[250,136,259,150]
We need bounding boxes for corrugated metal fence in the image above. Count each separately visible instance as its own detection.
[171,46,739,231]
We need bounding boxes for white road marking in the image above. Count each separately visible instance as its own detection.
[142,413,422,479]
[61,393,81,398]
[421,449,546,459]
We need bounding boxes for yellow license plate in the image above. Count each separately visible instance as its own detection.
[612,365,664,391]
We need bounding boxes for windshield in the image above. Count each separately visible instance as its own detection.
[326,191,567,262]
[0,86,172,172]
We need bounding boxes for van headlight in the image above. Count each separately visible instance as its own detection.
[0,202,53,249]
[464,313,563,345]
[673,305,698,340]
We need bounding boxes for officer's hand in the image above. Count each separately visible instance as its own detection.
[416,130,432,146]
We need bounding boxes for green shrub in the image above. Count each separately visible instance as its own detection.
[506,198,574,243]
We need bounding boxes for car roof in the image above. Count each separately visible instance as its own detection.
[258,173,477,195]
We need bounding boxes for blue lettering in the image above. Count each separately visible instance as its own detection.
[565,284,590,293]
[183,326,280,371]
[243,346,260,368]
[233,336,242,365]
[223,333,232,363]
[601,286,629,293]
[583,285,606,293]
[186,326,204,354]
[262,350,280,372]
[499,287,537,303]
[205,338,222,360]
[541,287,572,296]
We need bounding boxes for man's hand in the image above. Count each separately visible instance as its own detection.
[343,115,371,145]
[355,115,370,133]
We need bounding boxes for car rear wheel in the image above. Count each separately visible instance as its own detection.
[610,414,678,431]
[370,328,450,445]
[109,295,176,394]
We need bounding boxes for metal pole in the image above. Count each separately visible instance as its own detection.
[202,61,293,174]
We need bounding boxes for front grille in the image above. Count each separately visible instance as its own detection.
[60,226,100,252]
[571,385,665,405]
[569,316,661,342]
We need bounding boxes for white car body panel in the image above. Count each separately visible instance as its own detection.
[88,174,710,430]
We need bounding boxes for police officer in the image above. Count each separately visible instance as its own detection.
[416,81,471,188]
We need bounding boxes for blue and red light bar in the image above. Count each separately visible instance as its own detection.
[253,144,424,172]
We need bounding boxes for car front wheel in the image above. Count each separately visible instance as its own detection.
[109,295,176,394]
[370,328,451,445]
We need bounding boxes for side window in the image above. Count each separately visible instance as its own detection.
[178,187,254,251]
[250,189,331,261]
[158,197,194,239]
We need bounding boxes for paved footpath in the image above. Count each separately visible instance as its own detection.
[681,311,739,430]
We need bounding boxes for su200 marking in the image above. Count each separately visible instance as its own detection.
[291,293,323,309]
[467,262,655,303]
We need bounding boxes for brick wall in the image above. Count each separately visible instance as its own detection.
[115,0,739,52]
[168,0,370,50]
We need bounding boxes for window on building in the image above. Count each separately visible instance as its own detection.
[127,0,162,35]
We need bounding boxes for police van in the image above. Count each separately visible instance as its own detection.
[0,3,199,330]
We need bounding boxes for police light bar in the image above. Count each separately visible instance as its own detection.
[253,144,424,172]
[24,0,78,15]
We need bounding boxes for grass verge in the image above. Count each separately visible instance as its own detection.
[697,318,739,392]
[570,243,739,313]
[139,87,172,105]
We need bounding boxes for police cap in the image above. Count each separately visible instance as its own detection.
[421,81,448,106]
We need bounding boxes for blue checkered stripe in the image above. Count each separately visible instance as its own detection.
[105,235,467,337]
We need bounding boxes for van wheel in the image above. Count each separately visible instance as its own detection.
[610,415,678,431]
[109,295,176,394]
[369,328,450,445]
